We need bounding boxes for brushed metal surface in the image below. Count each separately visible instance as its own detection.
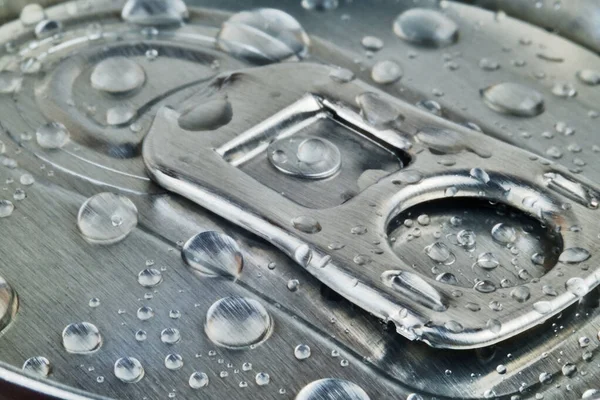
[0,1,598,399]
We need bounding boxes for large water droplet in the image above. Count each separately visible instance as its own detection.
[393,8,458,47]
[189,371,209,389]
[565,277,588,296]
[217,9,309,64]
[205,297,273,349]
[491,223,516,244]
[356,92,402,128]
[164,353,184,370]
[296,378,370,400]
[178,97,233,131]
[470,167,490,183]
[91,57,146,94]
[510,286,531,303]
[77,193,138,245]
[577,69,600,86]
[480,83,544,117]
[0,200,14,218]
[62,322,102,354]
[22,357,51,378]
[114,357,144,383]
[558,247,590,264]
[121,0,188,25]
[182,231,243,278]
[36,122,69,149]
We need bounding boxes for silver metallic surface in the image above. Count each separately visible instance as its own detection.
[0,1,598,400]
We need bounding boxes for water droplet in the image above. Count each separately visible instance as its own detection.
[121,0,188,25]
[381,270,446,311]
[425,242,452,263]
[565,277,588,296]
[36,122,69,149]
[22,357,51,378]
[0,200,14,218]
[137,306,154,320]
[476,252,500,270]
[294,344,311,360]
[534,301,553,314]
[302,0,339,11]
[34,19,62,39]
[137,268,162,288]
[486,319,502,333]
[559,248,590,264]
[444,320,464,333]
[577,69,600,86]
[393,8,458,47]
[217,9,309,64]
[287,279,300,292]
[479,58,500,71]
[292,216,322,234]
[329,67,355,83]
[361,36,383,51]
[480,83,544,117]
[470,167,490,183]
[474,280,497,293]
[456,229,476,249]
[416,99,442,116]
[371,60,402,84]
[164,354,184,370]
[161,328,181,344]
[205,297,273,349]
[269,136,342,179]
[189,371,209,389]
[178,97,233,131]
[106,106,136,126]
[135,330,147,341]
[255,372,270,386]
[356,92,402,128]
[551,82,577,98]
[77,193,138,245]
[88,298,100,308]
[296,379,370,400]
[20,4,45,26]
[114,357,144,383]
[91,57,146,94]
[436,272,458,285]
[491,223,516,244]
[62,322,102,354]
[510,286,531,303]
[562,362,577,377]
[182,231,243,278]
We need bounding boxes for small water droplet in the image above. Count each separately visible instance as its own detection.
[371,60,402,84]
[137,268,162,288]
[164,354,184,370]
[294,344,311,360]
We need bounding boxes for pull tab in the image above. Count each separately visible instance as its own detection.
[143,62,600,349]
